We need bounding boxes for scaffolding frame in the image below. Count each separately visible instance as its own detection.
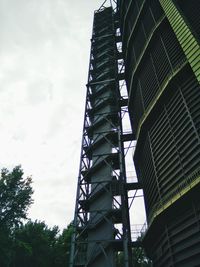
[70,5,133,267]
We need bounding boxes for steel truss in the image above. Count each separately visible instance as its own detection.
[70,5,133,267]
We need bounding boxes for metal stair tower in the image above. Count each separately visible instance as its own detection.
[70,4,133,267]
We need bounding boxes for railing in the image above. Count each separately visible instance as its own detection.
[131,222,147,241]
[126,170,138,181]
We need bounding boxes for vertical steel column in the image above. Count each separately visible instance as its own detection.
[70,6,132,267]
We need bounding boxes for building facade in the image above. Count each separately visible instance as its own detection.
[118,0,200,266]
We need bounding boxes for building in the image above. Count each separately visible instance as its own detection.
[118,0,200,266]
[70,0,200,266]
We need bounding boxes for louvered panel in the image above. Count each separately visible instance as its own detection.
[139,135,160,215]
[176,0,200,41]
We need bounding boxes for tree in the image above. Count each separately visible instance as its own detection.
[131,236,152,266]
[0,166,74,267]
[11,221,73,267]
[116,235,152,267]
[0,166,33,228]
[54,223,73,267]
[132,246,152,267]
[13,220,59,267]
[0,166,33,267]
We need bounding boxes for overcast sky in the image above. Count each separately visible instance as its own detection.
[0,0,145,231]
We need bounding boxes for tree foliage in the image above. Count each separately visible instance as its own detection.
[0,165,74,267]
[0,166,33,267]
[0,165,151,266]
[13,220,59,267]
[0,166,33,228]
[54,223,73,267]
[11,221,73,267]
[116,237,152,267]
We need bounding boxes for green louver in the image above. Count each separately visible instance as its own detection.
[160,0,200,83]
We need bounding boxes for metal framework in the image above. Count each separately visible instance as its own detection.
[70,4,134,267]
